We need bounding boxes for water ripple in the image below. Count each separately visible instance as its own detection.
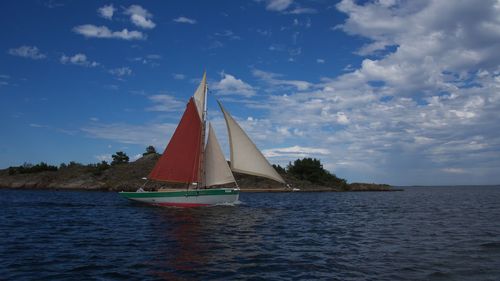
[1,186,500,280]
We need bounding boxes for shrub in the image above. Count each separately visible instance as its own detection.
[8,162,58,175]
[111,151,129,165]
[143,145,157,156]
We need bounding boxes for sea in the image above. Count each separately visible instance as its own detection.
[1,186,500,281]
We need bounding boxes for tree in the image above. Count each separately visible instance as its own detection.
[143,145,157,156]
[88,160,110,175]
[111,151,129,165]
[272,164,286,174]
[287,158,347,187]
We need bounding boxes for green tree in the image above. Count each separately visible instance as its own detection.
[111,151,129,165]
[287,158,347,187]
[272,164,286,174]
[88,160,110,175]
[143,145,157,156]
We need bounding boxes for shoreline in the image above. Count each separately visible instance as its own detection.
[239,188,404,192]
[0,155,395,193]
[0,186,403,193]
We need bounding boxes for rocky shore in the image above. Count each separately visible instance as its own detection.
[0,154,396,192]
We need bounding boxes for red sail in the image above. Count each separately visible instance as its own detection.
[149,98,202,183]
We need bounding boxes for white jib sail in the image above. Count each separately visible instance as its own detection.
[204,123,236,187]
[193,71,207,119]
[218,101,286,183]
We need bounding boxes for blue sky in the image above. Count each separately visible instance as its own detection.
[1,0,499,185]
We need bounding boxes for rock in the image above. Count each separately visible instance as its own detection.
[0,155,395,192]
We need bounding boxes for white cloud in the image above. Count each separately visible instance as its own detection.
[73,25,145,40]
[130,54,162,66]
[173,73,186,80]
[253,69,311,91]
[258,0,294,12]
[146,54,161,60]
[44,0,64,8]
[316,58,325,64]
[263,145,330,158]
[214,30,241,40]
[336,112,349,125]
[131,153,143,161]
[212,73,256,97]
[8,45,46,59]
[441,168,468,174]
[29,123,47,128]
[124,5,156,29]
[109,67,132,77]
[146,95,185,112]
[285,7,317,14]
[60,53,99,67]
[237,0,500,185]
[257,0,316,15]
[95,154,112,162]
[173,16,197,24]
[0,74,8,86]
[82,123,178,148]
[98,4,115,20]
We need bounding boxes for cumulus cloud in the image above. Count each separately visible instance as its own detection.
[73,24,145,40]
[173,16,197,24]
[212,73,256,97]
[8,45,46,59]
[124,5,156,29]
[60,53,99,67]
[238,0,500,185]
[98,4,115,20]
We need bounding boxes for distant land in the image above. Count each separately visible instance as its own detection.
[0,154,395,192]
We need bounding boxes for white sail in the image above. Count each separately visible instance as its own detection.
[193,71,207,119]
[204,123,236,187]
[218,101,285,183]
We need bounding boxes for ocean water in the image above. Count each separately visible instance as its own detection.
[1,186,500,280]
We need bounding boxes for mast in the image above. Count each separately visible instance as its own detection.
[202,77,208,186]
[195,71,208,188]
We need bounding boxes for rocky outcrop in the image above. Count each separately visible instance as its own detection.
[0,154,395,192]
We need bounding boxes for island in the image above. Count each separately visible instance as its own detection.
[0,153,395,192]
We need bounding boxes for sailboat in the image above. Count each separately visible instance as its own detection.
[119,72,285,207]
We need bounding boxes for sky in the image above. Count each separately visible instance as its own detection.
[1,0,499,186]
